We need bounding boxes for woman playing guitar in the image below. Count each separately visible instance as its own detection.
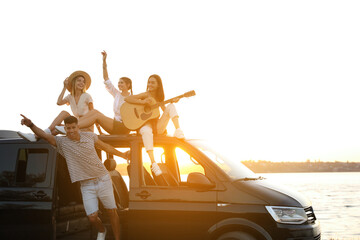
[124,74,184,176]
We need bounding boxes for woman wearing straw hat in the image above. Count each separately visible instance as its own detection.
[51,70,94,131]
[18,71,94,141]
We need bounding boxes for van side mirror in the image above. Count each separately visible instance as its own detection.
[187,172,215,190]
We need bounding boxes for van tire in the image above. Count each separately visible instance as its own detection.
[216,231,257,240]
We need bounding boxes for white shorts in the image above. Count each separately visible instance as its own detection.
[80,174,117,215]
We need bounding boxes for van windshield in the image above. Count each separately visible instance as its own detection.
[188,140,258,181]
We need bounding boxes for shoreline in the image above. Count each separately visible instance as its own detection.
[241,160,360,173]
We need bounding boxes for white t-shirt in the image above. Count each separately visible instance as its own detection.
[104,79,127,122]
[64,92,93,118]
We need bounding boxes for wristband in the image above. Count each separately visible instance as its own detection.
[29,122,34,128]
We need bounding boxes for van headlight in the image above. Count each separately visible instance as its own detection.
[265,206,307,224]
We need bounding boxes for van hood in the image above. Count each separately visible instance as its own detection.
[233,179,312,207]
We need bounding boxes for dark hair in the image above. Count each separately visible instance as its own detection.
[147,74,164,102]
[64,116,78,125]
[120,77,133,95]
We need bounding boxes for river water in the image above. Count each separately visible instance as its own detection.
[262,172,360,240]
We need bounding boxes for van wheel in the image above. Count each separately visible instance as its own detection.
[216,231,257,240]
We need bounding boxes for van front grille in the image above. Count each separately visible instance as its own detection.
[304,206,316,224]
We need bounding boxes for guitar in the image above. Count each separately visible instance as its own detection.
[120,90,196,130]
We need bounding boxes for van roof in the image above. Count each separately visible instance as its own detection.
[0,130,185,144]
[0,130,22,140]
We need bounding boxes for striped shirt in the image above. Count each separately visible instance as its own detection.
[55,132,108,183]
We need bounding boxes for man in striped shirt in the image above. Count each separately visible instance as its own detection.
[20,114,126,240]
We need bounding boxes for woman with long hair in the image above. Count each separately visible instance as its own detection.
[18,71,94,141]
[124,74,184,176]
[56,51,132,135]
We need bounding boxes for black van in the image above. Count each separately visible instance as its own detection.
[0,130,90,239]
[0,130,321,240]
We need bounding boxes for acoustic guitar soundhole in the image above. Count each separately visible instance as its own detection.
[140,105,152,120]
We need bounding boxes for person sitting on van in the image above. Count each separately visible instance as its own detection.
[19,114,127,240]
[124,74,184,176]
[18,70,94,141]
[56,51,132,135]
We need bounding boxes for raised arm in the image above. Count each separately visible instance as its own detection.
[102,51,120,97]
[102,50,109,81]
[20,114,57,146]
[95,139,128,160]
[57,78,69,105]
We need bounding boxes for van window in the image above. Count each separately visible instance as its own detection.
[102,147,131,176]
[141,147,165,174]
[0,145,16,187]
[0,147,48,187]
[175,147,205,182]
[16,149,48,187]
[101,147,131,189]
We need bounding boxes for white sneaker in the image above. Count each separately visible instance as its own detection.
[55,126,66,134]
[151,163,163,176]
[96,227,107,240]
[17,132,37,142]
[44,128,51,135]
[174,128,185,139]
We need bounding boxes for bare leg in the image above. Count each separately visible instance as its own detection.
[107,209,121,240]
[78,110,114,134]
[49,111,71,134]
[87,211,106,232]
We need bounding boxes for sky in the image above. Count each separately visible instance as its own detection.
[1,0,360,162]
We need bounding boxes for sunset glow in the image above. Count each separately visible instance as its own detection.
[2,1,360,162]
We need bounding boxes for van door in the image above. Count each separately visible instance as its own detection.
[0,143,56,239]
[55,154,90,238]
[128,144,218,240]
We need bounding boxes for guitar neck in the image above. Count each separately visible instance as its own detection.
[152,94,186,109]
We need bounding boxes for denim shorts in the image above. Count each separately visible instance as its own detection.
[112,119,130,134]
[80,174,117,215]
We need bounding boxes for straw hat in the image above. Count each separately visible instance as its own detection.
[66,70,91,92]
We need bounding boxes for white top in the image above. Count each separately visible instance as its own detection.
[64,92,93,118]
[104,79,127,122]
[55,132,108,183]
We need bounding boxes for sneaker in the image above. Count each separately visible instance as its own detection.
[17,132,37,142]
[151,163,163,176]
[174,128,185,139]
[44,128,51,135]
[55,126,66,134]
[96,227,107,240]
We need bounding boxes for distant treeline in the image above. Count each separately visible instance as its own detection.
[241,160,360,173]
